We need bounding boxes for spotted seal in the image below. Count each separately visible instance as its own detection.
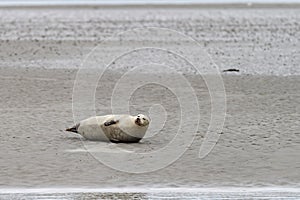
[66,114,150,143]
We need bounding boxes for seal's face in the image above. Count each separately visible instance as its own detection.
[135,114,150,127]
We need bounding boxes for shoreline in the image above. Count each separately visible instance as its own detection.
[2,66,300,77]
[1,3,300,9]
[1,187,300,199]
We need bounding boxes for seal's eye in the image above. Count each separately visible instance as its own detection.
[143,118,145,120]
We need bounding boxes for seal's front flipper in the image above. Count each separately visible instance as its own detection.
[104,120,119,126]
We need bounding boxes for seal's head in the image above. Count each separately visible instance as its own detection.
[135,114,150,127]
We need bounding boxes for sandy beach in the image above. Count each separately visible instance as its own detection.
[0,4,299,198]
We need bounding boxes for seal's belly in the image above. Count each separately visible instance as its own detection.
[101,124,142,143]
[77,121,142,142]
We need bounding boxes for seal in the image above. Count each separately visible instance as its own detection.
[65,114,150,143]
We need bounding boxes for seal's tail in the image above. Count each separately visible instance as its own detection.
[65,123,80,133]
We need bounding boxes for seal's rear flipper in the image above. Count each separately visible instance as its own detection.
[65,123,80,133]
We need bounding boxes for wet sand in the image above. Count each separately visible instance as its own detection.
[0,67,299,188]
[0,5,299,75]
[0,4,299,198]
